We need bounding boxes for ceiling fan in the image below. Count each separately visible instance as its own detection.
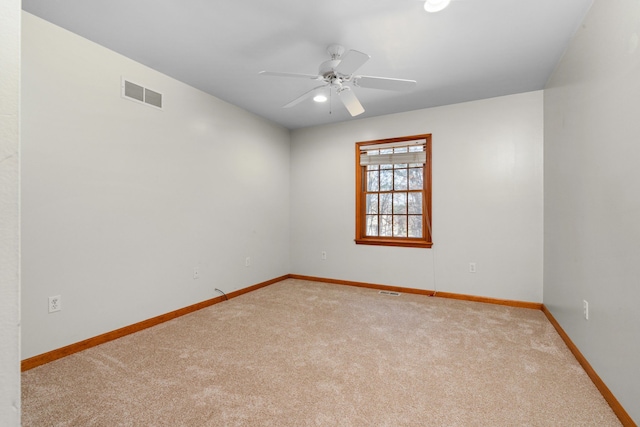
[259,44,417,117]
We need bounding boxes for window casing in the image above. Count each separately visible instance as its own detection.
[355,134,432,248]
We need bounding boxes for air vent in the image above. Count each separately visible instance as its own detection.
[378,290,401,296]
[124,80,144,102]
[144,88,162,108]
[122,78,163,109]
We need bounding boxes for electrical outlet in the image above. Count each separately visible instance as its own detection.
[48,295,61,313]
[583,300,589,320]
[469,262,477,273]
[193,267,199,279]
[245,257,251,267]
[321,251,327,260]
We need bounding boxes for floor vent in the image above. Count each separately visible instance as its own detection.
[378,290,401,296]
[122,78,163,109]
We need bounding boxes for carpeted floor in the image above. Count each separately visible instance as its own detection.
[22,279,621,426]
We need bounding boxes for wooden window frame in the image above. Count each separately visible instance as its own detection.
[355,134,432,248]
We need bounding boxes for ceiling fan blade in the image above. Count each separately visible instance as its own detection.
[334,50,370,75]
[283,85,328,108]
[338,88,365,116]
[354,76,417,91]
[259,70,322,80]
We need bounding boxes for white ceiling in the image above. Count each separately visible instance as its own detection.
[22,0,593,130]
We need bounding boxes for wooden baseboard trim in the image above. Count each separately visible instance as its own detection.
[288,274,542,310]
[21,274,290,372]
[226,275,290,299]
[541,305,636,427]
[290,274,434,295]
[428,290,542,310]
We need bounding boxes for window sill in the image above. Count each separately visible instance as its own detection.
[354,238,433,249]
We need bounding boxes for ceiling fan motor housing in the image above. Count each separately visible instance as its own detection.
[319,59,342,79]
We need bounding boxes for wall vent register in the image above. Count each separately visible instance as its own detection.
[122,78,163,109]
[379,290,401,296]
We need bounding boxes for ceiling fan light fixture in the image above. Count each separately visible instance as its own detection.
[313,94,328,103]
[260,44,417,117]
[423,0,450,13]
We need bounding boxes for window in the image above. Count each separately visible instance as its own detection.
[355,134,432,248]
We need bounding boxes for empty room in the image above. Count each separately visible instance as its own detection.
[1,0,639,425]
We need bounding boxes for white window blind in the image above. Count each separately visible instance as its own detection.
[359,139,426,166]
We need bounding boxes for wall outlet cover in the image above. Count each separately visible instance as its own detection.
[48,295,61,313]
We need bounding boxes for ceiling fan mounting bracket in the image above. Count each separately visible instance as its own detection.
[327,44,345,59]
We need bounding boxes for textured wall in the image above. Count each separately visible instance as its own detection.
[544,0,640,422]
[21,13,291,359]
[290,91,544,303]
[0,0,21,425]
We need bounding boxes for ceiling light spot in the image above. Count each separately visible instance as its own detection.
[313,94,328,103]
[424,0,451,13]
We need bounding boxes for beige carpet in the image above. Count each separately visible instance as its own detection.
[22,279,621,426]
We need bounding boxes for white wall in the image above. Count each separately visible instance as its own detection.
[544,0,640,422]
[21,13,291,359]
[0,1,21,425]
[290,91,543,303]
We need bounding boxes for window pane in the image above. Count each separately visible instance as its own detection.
[394,147,408,153]
[366,215,378,236]
[393,193,407,214]
[409,215,423,237]
[393,215,407,237]
[380,170,393,191]
[367,171,379,191]
[408,192,422,214]
[380,163,393,170]
[380,193,392,214]
[366,194,378,215]
[379,215,393,236]
[367,164,379,171]
[394,168,407,190]
[409,168,423,190]
[409,145,423,152]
